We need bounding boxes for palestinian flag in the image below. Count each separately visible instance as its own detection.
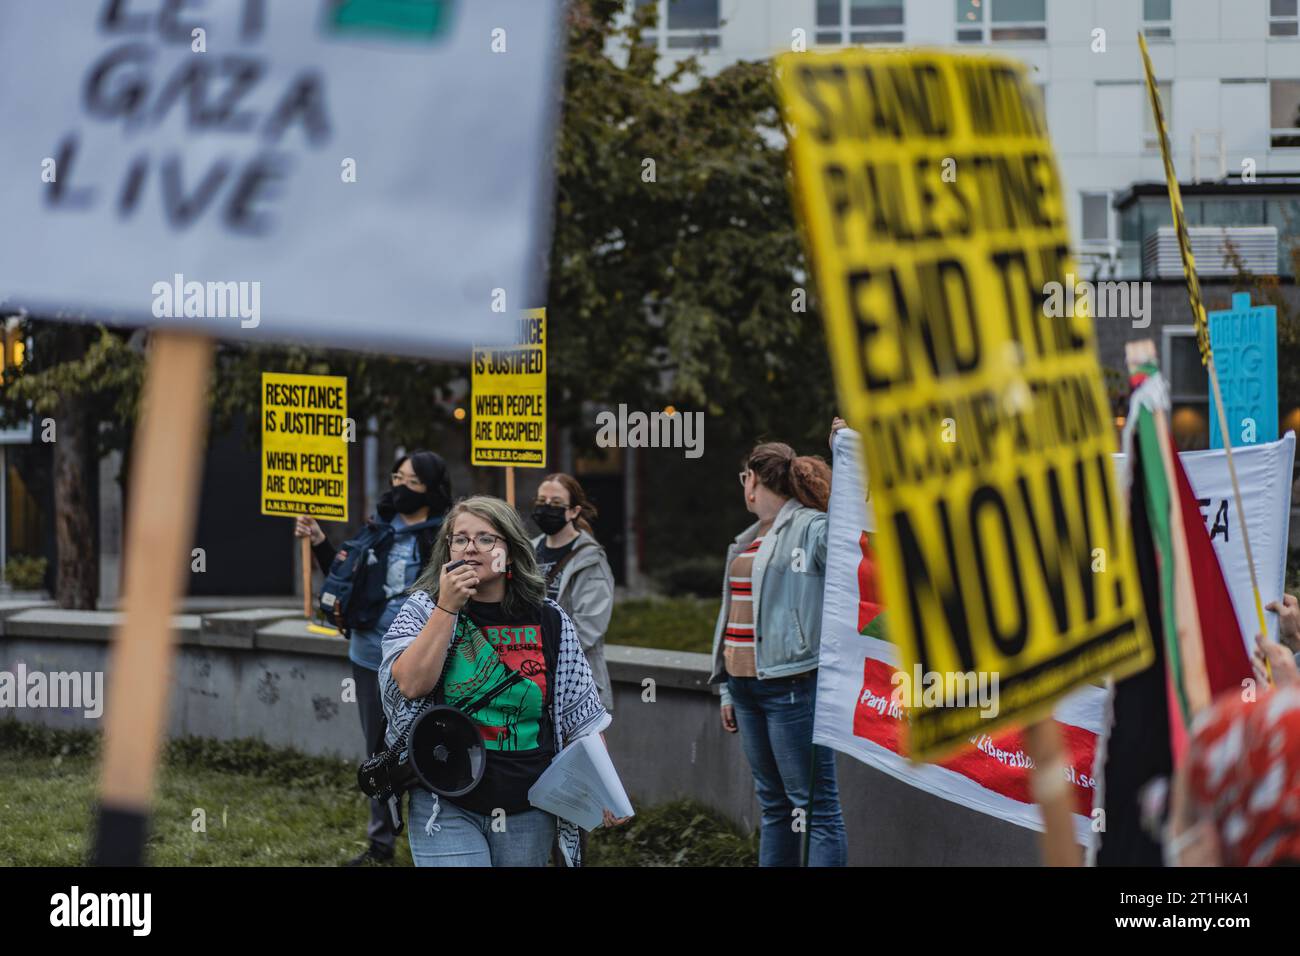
[1094,344,1254,866]
[857,531,887,639]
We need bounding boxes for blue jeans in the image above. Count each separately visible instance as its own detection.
[407,789,556,867]
[727,673,847,867]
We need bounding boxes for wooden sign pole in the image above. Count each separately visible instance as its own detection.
[1024,720,1082,867]
[301,535,312,618]
[505,465,515,507]
[92,331,214,865]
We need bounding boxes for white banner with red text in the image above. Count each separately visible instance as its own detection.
[814,428,1294,846]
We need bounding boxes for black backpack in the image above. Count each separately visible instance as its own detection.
[319,516,442,634]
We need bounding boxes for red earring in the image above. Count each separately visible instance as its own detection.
[506,567,513,580]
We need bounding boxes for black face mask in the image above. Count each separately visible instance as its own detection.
[532,505,570,535]
[392,485,427,515]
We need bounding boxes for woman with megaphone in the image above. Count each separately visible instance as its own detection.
[379,495,623,867]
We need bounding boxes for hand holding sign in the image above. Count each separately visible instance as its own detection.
[829,415,848,449]
[1254,633,1299,688]
[1267,594,1300,653]
[294,515,326,547]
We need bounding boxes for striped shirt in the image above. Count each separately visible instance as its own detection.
[723,536,763,678]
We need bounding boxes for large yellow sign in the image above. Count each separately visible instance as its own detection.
[472,308,546,467]
[777,50,1153,757]
[261,372,349,521]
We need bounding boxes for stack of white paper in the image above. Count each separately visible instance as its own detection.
[528,733,635,831]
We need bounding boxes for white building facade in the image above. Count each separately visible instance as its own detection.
[631,0,1300,274]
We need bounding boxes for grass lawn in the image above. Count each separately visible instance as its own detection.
[0,722,409,867]
[0,721,754,867]
[605,596,719,654]
[2,598,745,866]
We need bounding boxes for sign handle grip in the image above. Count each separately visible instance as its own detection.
[93,331,214,865]
[1024,720,1082,867]
[301,534,312,619]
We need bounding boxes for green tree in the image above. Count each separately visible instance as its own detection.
[552,1,833,452]
[554,2,837,578]
[0,322,143,607]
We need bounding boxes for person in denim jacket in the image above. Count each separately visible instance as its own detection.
[708,420,849,866]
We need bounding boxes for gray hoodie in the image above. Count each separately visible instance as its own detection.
[532,531,616,712]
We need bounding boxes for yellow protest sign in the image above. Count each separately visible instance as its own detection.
[471,308,546,467]
[777,50,1153,758]
[260,372,349,520]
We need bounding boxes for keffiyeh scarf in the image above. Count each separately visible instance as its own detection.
[379,591,611,867]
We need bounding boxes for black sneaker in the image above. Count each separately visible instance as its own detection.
[344,842,395,867]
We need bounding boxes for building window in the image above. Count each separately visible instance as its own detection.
[1270,0,1299,37]
[1271,80,1300,146]
[1081,193,1112,243]
[1143,80,1171,150]
[635,0,720,51]
[816,0,904,45]
[1162,327,1210,450]
[1143,0,1172,39]
[956,0,1046,43]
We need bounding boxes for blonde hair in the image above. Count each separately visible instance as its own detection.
[412,496,546,617]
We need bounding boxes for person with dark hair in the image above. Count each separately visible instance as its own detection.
[707,420,848,866]
[295,448,452,865]
[530,473,615,711]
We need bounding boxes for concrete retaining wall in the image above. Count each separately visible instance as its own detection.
[0,603,1038,865]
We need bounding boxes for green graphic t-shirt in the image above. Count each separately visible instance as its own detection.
[441,600,555,813]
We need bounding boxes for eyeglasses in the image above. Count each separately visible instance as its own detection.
[391,472,426,490]
[534,498,570,509]
[737,469,752,487]
[449,533,506,552]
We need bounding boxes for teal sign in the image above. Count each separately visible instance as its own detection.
[327,0,453,39]
[1208,292,1278,448]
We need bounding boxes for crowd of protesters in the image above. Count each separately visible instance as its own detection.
[296,418,850,868]
[297,419,1300,870]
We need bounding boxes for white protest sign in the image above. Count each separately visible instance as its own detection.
[0,0,562,357]
[1117,433,1295,655]
[814,429,1294,844]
